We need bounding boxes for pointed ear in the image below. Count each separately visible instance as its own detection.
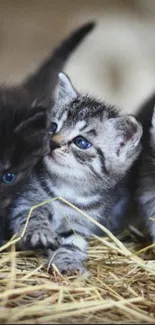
[114,115,142,158]
[14,106,48,137]
[54,72,77,105]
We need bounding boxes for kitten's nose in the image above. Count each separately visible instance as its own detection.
[50,140,61,151]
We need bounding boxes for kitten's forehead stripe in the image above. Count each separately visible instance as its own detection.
[77,121,87,132]
[66,96,119,123]
[86,129,97,136]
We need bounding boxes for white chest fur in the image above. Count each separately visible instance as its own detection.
[49,183,101,236]
[51,200,93,236]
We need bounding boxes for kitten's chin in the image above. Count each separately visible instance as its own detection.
[47,154,59,164]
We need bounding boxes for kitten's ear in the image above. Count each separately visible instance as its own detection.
[14,106,48,137]
[114,115,142,158]
[54,72,77,104]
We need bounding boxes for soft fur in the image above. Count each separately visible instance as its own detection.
[127,93,155,243]
[8,73,142,273]
[0,22,95,243]
[0,87,50,242]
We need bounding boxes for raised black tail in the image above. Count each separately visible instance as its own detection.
[23,22,95,100]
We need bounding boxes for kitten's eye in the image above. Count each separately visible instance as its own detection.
[50,122,58,134]
[1,173,17,184]
[73,136,92,149]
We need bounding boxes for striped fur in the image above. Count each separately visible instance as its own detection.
[8,73,142,273]
[0,22,96,244]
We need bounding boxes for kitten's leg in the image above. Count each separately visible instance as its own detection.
[144,109,155,244]
[47,234,87,274]
[10,206,59,250]
[150,220,155,245]
[143,200,155,244]
[136,183,155,244]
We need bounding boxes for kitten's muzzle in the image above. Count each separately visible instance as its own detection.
[50,134,63,151]
[50,140,61,151]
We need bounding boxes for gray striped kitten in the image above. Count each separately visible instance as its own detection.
[8,73,142,273]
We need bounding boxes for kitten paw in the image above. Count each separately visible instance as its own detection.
[47,247,87,274]
[21,228,59,250]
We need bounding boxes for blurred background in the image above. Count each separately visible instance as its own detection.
[0,0,155,114]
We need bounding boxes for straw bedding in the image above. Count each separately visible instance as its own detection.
[0,197,155,324]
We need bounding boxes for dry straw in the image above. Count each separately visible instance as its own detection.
[0,196,155,324]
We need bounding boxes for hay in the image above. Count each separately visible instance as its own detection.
[0,197,155,324]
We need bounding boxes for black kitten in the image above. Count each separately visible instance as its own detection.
[0,87,50,242]
[0,22,95,243]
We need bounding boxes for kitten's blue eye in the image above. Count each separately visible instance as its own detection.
[50,122,57,134]
[1,173,16,184]
[73,136,92,149]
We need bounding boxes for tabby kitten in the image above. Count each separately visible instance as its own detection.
[0,22,95,243]
[8,73,142,272]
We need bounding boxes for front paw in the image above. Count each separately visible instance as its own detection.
[20,227,60,250]
[47,247,87,274]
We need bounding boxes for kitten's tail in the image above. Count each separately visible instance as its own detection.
[49,21,95,68]
[23,22,95,99]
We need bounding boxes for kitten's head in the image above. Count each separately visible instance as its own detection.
[46,73,142,189]
[0,86,50,209]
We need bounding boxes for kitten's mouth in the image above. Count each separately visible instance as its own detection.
[48,140,61,162]
[48,140,68,167]
[48,150,62,165]
[48,151,57,161]
[48,150,67,168]
[49,155,65,168]
[50,140,61,151]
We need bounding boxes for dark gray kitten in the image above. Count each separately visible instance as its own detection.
[0,22,95,243]
[128,93,155,243]
[0,88,50,244]
[8,73,142,273]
